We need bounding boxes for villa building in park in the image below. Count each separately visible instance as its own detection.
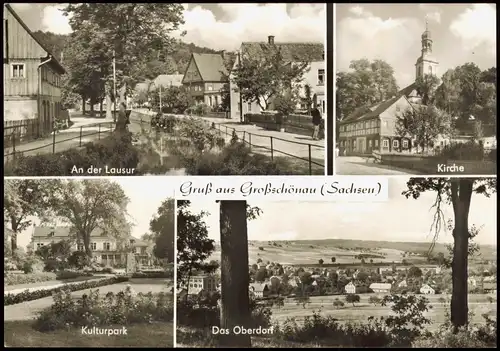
[182,53,228,108]
[3,4,66,138]
[337,23,441,156]
[229,35,325,120]
[30,226,154,267]
[185,275,218,295]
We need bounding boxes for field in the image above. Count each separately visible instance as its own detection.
[269,294,497,331]
[208,239,497,266]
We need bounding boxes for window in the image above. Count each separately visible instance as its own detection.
[209,96,213,106]
[368,140,372,147]
[382,139,389,148]
[322,100,325,114]
[214,95,218,106]
[375,139,379,147]
[402,140,409,148]
[207,83,213,91]
[247,102,252,112]
[11,63,25,78]
[77,244,84,251]
[429,66,433,74]
[91,242,97,250]
[37,243,44,248]
[393,139,399,148]
[317,69,325,85]
[104,242,111,251]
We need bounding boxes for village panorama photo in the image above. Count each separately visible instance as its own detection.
[175,177,497,348]
[4,178,175,347]
[334,3,496,176]
[3,3,326,176]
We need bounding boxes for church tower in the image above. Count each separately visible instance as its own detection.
[415,19,439,81]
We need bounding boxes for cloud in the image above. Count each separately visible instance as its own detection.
[10,3,35,11]
[449,4,496,56]
[336,7,421,88]
[418,4,442,24]
[178,4,325,50]
[41,4,72,34]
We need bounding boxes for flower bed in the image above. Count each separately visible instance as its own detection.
[4,276,129,306]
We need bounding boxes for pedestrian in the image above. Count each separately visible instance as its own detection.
[311,105,322,140]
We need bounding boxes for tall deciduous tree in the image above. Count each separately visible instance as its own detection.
[402,177,496,331]
[49,180,131,257]
[232,48,310,110]
[218,201,262,347]
[415,73,440,105]
[4,180,59,255]
[176,200,216,293]
[149,198,175,263]
[62,4,185,123]
[395,105,453,152]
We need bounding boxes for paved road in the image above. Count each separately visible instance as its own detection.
[335,156,413,175]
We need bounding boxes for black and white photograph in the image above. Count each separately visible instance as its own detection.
[335,4,496,175]
[175,177,497,348]
[4,178,174,347]
[3,3,326,177]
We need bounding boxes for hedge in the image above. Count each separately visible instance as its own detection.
[4,272,57,286]
[4,276,129,306]
[132,271,174,279]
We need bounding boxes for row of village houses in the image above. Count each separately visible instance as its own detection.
[133,35,326,119]
[3,4,325,137]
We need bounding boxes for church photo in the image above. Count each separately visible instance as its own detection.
[334,4,496,175]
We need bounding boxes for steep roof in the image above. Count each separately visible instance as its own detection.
[241,41,324,62]
[340,83,417,124]
[189,53,228,82]
[250,283,269,293]
[33,226,109,238]
[154,74,183,88]
[5,4,65,74]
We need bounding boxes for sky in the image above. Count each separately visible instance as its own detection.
[336,3,497,88]
[185,177,497,246]
[9,3,325,51]
[13,178,175,249]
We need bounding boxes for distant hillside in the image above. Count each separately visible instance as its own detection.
[208,238,496,266]
[32,30,227,77]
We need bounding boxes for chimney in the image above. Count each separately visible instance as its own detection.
[268,35,275,45]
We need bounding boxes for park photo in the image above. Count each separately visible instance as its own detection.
[335,4,496,175]
[176,177,497,348]
[4,178,175,347]
[3,3,326,176]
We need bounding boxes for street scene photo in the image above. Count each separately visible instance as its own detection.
[3,3,326,176]
[176,178,497,348]
[335,4,496,175]
[4,178,174,347]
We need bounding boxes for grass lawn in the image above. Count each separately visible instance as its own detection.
[4,321,173,347]
[273,156,324,175]
[5,275,106,290]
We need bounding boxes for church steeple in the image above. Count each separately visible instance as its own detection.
[415,17,439,81]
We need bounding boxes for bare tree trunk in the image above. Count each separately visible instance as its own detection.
[10,232,17,255]
[450,178,473,332]
[100,100,103,117]
[219,201,251,348]
[83,233,93,258]
[106,89,113,120]
[82,95,86,115]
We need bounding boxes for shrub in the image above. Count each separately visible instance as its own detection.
[33,286,173,332]
[22,256,44,274]
[439,141,485,160]
[68,251,90,269]
[101,267,114,274]
[132,270,174,279]
[55,270,92,280]
[5,132,140,176]
[4,276,129,306]
[4,272,57,286]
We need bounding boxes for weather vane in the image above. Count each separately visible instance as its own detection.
[425,14,429,31]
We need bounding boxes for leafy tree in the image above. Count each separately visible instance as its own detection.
[345,293,360,306]
[176,200,215,292]
[395,105,453,153]
[361,258,366,264]
[274,91,299,117]
[438,297,447,304]
[48,180,131,257]
[333,299,345,309]
[408,266,423,278]
[415,73,440,105]
[336,59,398,123]
[356,271,369,283]
[4,180,58,255]
[369,295,381,306]
[331,256,336,263]
[403,177,496,331]
[68,251,90,269]
[218,200,262,347]
[257,258,263,263]
[232,46,310,110]
[302,84,313,114]
[149,199,175,263]
[150,85,192,113]
[62,4,185,122]
[318,259,324,265]
[255,268,268,283]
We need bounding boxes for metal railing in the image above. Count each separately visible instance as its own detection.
[4,122,115,163]
[128,112,325,175]
[213,123,325,175]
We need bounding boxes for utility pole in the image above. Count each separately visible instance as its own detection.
[238,51,243,123]
[112,49,117,122]
[159,84,162,112]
